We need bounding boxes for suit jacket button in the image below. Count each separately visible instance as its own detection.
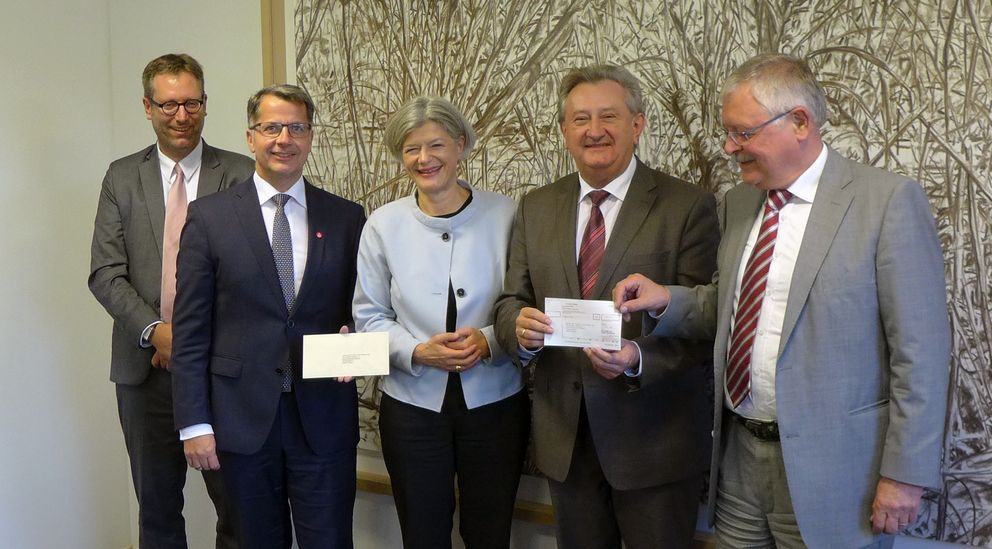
[441,232,450,241]
[456,288,466,297]
[573,381,581,391]
[287,319,295,328]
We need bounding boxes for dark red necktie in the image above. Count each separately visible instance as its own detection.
[578,190,610,299]
[726,189,792,408]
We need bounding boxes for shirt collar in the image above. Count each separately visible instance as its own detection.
[253,173,308,209]
[578,155,637,203]
[784,144,827,203]
[157,139,203,182]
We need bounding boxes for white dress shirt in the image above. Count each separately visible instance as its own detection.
[139,140,205,345]
[730,145,827,420]
[180,174,309,441]
[573,156,637,258]
[158,139,203,205]
[252,174,309,295]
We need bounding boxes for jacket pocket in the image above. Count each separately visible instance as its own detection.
[210,355,243,378]
[848,398,889,415]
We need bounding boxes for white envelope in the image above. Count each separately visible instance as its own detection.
[302,332,390,378]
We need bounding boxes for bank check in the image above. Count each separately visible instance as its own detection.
[543,297,622,351]
[302,332,390,378]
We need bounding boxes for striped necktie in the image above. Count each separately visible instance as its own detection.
[578,190,610,299]
[726,189,792,408]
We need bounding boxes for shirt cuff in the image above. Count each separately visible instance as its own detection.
[518,344,541,365]
[179,423,214,441]
[140,320,163,348]
[625,342,643,377]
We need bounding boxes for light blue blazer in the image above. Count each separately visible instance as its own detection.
[353,182,522,411]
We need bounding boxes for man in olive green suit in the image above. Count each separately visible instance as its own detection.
[494,64,719,549]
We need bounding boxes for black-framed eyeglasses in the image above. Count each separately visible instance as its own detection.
[149,98,204,116]
[724,109,795,146]
[250,122,312,138]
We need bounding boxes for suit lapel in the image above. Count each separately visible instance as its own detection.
[196,142,224,198]
[293,182,325,312]
[139,147,166,258]
[555,176,581,298]
[779,148,854,352]
[232,179,288,312]
[591,161,656,299]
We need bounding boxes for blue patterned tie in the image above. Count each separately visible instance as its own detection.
[272,194,295,391]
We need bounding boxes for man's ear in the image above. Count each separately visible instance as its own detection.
[790,107,813,140]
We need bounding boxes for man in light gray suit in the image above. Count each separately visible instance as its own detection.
[614,53,950,548]
[494,64,719,548]
[89,53,254,549]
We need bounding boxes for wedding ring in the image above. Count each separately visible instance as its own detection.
[455,365,462,372]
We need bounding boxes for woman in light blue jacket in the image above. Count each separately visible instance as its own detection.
[353,96,528,549]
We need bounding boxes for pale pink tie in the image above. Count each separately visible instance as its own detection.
[160,165,187,323]
[725,189,791,408]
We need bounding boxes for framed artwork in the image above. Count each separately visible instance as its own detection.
[267,1,992,544]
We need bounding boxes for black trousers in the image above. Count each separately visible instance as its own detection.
[547,402,702,549]
[116,367,237,549]
[379,382,529,549]
[219,392,356,549]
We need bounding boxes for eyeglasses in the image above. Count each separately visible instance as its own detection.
[149,98,204,116]
[250,122,312,138]
[724,109,794,146]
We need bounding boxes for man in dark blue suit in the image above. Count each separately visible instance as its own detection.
[171,84,365,549]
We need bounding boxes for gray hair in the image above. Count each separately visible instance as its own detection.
[247,84,316,125]
[722,53,828,128]
[382,96,476,161]
[557,64,645,123]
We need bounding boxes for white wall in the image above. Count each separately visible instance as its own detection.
[0,1,131,548]
[0,1,261,548]
[107,0,262,159]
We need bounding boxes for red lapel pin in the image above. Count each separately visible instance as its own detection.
[315,231,324,239]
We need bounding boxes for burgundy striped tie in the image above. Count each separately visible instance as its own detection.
[578,190,610,299]
[726,189,792,408]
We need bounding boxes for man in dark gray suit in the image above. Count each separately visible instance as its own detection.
[493,64,719,548]
[89,53,253,549]
[614,54,950,549]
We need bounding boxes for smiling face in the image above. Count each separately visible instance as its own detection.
[721,83,811,190]
[560,79,645,188]
[246,95,312,191]
[400,121,464,196]
[143,71,206,162]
